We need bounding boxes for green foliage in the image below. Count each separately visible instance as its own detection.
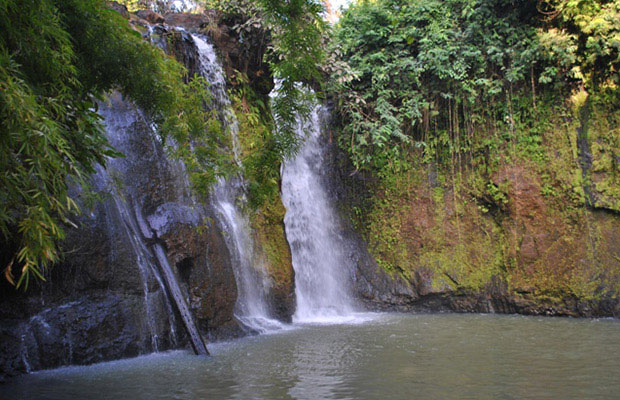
[232,74,293,292]
[123,0,328,184]
[230,73,281,207]
[0,0,225,287]
[199,0,325,157]
[261,0,325,154]
[166,76,232,196]
[587,90,620,211]
[541,0,620,88]
[333,0,544,170]
[248,192,293,291]
[117,0,194,13]
[331,0,619,173]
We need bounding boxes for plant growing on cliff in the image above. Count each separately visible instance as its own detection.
[331,0,619,173]
[0,0,226,288]
[539,0,620,89]
[201,0,326,155]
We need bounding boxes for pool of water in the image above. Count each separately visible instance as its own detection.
[4,313,620,399]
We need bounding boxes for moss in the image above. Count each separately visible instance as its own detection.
[249,198,293,292]
[588,95,620,211]
[230,80,294,293]
[347,94,620,304]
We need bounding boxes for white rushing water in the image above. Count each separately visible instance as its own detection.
[280,96,357,323]
[192,34,285,333]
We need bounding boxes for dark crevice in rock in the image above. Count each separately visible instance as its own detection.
[177,257,194,286]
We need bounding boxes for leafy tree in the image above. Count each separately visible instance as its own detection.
[119,0,195,12]
[332,0,619,173]
[120,0,326,156]
[119,0,327,206]
[332,0,552,171]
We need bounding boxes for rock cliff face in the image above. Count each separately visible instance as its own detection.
[158,10,273,96]
[323,100,620,318]
[0,93,241,380]
[313,107,419,310]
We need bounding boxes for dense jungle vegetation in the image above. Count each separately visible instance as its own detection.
[0,0,229,287]
[332,0,619,172]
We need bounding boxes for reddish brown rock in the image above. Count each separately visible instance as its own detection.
[164,12,217,31]
[136,9,165,24]
[107,1,129,18]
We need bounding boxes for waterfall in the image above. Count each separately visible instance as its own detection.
[106,187,177,353]
[191,34,284,333]
[280,96,356,323]
[97,97,208,356]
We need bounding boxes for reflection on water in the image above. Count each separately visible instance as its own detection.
[4,314,620,400]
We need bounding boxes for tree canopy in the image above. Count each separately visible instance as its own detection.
[331,0,620,172]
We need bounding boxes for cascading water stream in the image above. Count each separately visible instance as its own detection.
[191,34,284,333]
[106,188,176,353]
[97,99,208,355]
[280,95,357,323]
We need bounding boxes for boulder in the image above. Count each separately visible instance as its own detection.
[136,9,165,24]
[107,1,129,19]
